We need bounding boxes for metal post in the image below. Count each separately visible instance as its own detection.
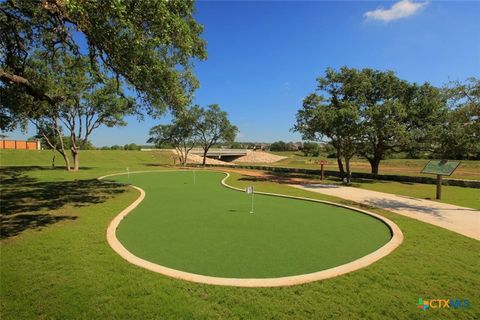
[320,164,324,181]
[436,174,442,199]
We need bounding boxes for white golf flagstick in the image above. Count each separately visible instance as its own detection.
[126,167,130,179]
[193,170,196,184]
[246,186,254,213]
[251,191,254,214]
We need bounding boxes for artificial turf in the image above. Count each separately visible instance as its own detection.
[109,171,391,278]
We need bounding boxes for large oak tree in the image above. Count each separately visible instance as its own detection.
[293,93,360,183]
[148,109,198,167]
[295,67,447,175]
[1,0,207,167]
[192,104,238,166]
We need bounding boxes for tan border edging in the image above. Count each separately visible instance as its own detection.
[99,170,403,287]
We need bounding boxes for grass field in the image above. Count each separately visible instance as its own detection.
[351,179,480,210]
[1,150,479,319]
[108,171,391,278]
[262,151,480,180]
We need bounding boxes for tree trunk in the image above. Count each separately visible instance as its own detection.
[336,149,345,176]
[368,157,381,175]
[72,149,79,171]
[175,146,190,167]
[53,116,71,171]
[60,152,71,171]
[184,150,191,167]
[51,150,56,168]
[202,149,207,166]
[344,158,352,184]
[56,146,71,171]
[181,150,187,166]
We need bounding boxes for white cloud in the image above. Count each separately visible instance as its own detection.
[364,0,428,22]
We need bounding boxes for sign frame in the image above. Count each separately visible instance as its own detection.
[420,160,461,200]
[421,160,461,177]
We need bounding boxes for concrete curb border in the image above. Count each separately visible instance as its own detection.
[98,170,403,287]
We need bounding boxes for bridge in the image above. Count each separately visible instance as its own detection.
[190,148,248,161]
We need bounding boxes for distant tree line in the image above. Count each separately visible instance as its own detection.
[294,67,479,183]
[268,141,320,156]
[100,144,142,151]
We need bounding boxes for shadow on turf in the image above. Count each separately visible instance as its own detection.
[238,171,416,188]
[0,214,78,239]
[0,166,125,239]
[145,163,172,167]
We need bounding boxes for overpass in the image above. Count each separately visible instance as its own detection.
[190,148,248,162]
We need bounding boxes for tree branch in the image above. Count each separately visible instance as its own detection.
[0,69,60,106]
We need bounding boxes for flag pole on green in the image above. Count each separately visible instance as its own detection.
[246,186,254,213]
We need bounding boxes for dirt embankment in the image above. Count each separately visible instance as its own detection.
[171,149,286,165]
[233,151,286,163]
[186,153,235,166]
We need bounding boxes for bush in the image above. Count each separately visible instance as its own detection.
[124,143,141,151]
[270,141,290,151]
[302,142,320,156]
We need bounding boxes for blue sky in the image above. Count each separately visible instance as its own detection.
[6,0,480,146]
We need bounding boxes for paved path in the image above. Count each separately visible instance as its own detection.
[291,184,480,240]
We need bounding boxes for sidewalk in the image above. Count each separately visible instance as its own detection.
[290,184,480,240]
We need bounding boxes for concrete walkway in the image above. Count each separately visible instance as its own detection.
[291,184,480,240]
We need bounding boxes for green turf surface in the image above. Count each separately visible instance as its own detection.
[1,150,479,319]
[108,171,391,278]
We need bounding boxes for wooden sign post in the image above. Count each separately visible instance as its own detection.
[436,175,442,199]
[318,160,328,181]
[421,160,460,200]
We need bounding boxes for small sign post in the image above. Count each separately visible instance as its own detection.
[246,186,254,213]
[421,160,460,200]
[318,160,328,181]
[436,174,442,199]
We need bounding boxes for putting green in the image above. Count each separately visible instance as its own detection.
[107,171,392,279]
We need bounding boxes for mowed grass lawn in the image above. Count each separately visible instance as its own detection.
[351,179,480,210]
[109,171,391,278]
[1,150,479,319]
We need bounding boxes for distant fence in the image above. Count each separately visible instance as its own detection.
[195,163,480,189]
[0,140,40,150]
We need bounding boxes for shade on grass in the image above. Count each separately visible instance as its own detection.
[109,171,392,278]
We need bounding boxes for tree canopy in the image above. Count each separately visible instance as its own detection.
[302,141,320,157]
[294,92,360,182]
[294,67,449,177]
[1,0,207,128]
[193,104,238,165]
[434,77,480,159]
[148,109,198,166]
[3,50,136,170]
